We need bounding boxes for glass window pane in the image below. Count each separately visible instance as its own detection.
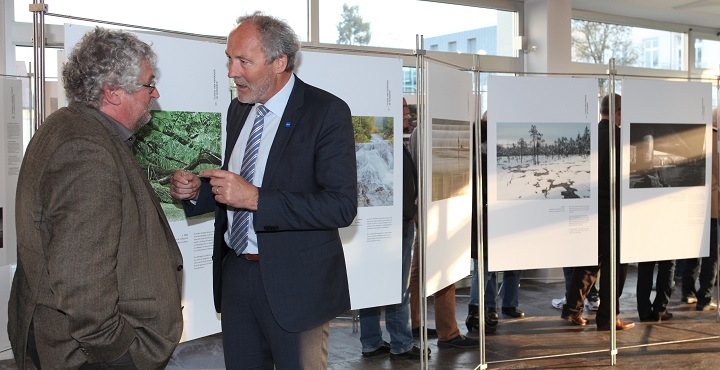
[572,19,686,71]
[321,0,517,56]
[15,45,60,79]
[695,39,720,69]
[14,0,308,40]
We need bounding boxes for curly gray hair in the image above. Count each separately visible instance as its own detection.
[236,11,300,72]
[62,27,157,107]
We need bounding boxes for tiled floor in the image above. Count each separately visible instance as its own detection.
[3,264,720,369]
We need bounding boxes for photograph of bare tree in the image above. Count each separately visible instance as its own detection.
[432,118,471,201]
[496,122,591,200]
[629,123,706,188]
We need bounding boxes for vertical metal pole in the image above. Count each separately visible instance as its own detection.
[415,34,429,370]
[715,74,719,323]
[30,0,47,130]
[472,54,488,370]
[607,58,618,366]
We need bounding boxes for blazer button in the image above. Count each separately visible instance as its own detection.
[177,265,183,271]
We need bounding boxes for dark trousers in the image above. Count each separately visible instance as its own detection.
[562,229,627,326]
[636,260,675,319]
[221,253,329,370]
[682,218,719,305]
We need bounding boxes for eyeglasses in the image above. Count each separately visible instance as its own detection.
[139,83,156,94]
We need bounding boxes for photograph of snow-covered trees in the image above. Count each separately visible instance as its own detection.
[496,122,591,200]
[629,123,706,188]
[354,116,395,207]
[432,118,471,201]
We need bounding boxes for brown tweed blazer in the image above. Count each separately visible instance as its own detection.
[8,103,183,369]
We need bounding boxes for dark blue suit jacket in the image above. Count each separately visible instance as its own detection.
[186,76,357,332]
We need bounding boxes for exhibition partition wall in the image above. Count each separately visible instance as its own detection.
[423,61,473,295]
[296,51,405,310]
[0,76,23,358]
[620,79,713,263]
[487,76,599,271]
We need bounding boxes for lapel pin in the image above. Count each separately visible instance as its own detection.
[285,122,292,128]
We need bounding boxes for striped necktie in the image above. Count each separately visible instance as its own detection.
[229,104,268,255]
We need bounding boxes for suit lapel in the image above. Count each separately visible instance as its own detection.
[262,78,305,186]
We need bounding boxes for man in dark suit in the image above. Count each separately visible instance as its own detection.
[8,27,184,369]
[170,11,357,369]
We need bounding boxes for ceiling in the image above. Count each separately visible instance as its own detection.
[572,0,720,31]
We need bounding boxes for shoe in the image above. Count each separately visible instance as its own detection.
[682,296,698,304]
[485,312,499,327]
[597,318,635,331]
[561,312,587,326]
[390,345,430,359]
[484,322,497,334]
[411,327,438,338]
[640,311,673,322]
[584,299,600,312]
[486,307,499,320]
[696,302,718,311]
[437,335,479,348]
[466,304,479,332]
[362,341,390,357]
[502,307,525,318]
[551,297,566,309]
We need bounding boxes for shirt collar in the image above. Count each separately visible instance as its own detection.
[260,74,295,117]
[99,111,136,148]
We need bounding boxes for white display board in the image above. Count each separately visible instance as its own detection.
[297,52,404,310]
[422,61,473,294]
[621,79,713,263]
[487,76,598,271]
[1,78,23,360]
[1,78,22,267]
[65,24,228,342]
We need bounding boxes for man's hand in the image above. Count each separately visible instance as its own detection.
[169,170,202,201]
[200,169,259,211]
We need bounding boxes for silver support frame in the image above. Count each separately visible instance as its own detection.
[716,75,720,323]
[607,58,618,366]
[30,0,47,131]
[414,34,429,370]
[472,54,488,370]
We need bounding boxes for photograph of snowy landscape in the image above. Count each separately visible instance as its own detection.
[496,122,591,200]
[629,123,706,188]
[432,118,471,201]
[354,116,395,207]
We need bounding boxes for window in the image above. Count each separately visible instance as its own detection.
[643,38,659,68]
[448,41,457,52]
[14,0,308,40]
[572,19,686,71]
[467,38,477,54]
[320,0,517,56]
[695,38,720,69]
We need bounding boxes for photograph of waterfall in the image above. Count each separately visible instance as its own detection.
[496,122,591,200]
[354,115,395,207]
[432,118,471,201]
[629,123,706,188]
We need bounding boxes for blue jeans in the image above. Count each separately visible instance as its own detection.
[359,221,413,354]
[469,259,520,309]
